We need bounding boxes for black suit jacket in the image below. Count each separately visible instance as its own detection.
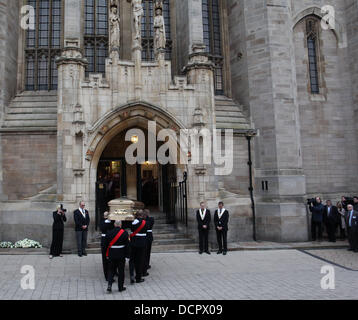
[105,227,129,260]
[323,206,339,225]
[345,210,358,229]
[145,216,155,242]
[130,218,148,248]
[214,210,229,231]
[74,209,90,232]
[196,209,211,230]
[52,211,67,230]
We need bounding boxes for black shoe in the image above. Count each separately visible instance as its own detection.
[199,251,203,254]
[78,254,82,257]
[148,265,151,269]
[205,251,211,255]
[107,285,112,293]
[223,251,227,255]
[348,248,353,251]
[217,250,223,254]
[119,287,126,292]
[136,279,145,283]
[354,250,358,253]
[143,272,149,277]
[82,252,87,256]
[130,278,135,285]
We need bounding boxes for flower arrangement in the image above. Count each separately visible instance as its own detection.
[0,239,42,249]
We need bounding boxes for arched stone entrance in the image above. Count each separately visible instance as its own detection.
[84,102,187,229]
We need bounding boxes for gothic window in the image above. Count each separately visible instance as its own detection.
[25,0,63,91]
[84,0,109,76]
[306,18,320,94]
[202,0,224,95]
[141,0,172,61]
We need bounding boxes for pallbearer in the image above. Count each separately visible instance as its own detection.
[100,211,114,281]
[105,220,129,293]
[129,211,148,283]
[214,202,229,255]
[143,208,155,276]
[196,201,211,255]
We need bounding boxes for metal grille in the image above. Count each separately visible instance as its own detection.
[84,0,109,76]
[25,0,63,91]
[202,0,224,95]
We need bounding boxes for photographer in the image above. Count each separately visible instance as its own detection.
[49,205,67,259]
[309,197,324,241]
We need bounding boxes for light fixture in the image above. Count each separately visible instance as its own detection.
[131,135,139,144]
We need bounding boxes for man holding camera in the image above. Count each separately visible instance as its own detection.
[49,204,67,259]
[309,197,324,241]
[74,201,90,257]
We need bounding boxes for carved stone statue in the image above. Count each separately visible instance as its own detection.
[109,2,120,54]
[132,0,144,44]
[154,6,166,55]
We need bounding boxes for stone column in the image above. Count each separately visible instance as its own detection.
[244,0,307,241]
[64,0,82,46]
[187,0,205,54]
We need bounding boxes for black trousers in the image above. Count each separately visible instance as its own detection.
[100,239,109,281]
[143,240,153,274]
[347,227,358,250]
[75,230,88,255]
[50,228,64,256]
[198,228,209,252]
[325,222,337,242]
[108,258,125,289]
[216,229,227,252]
[129,246,145,281]
[311,221,322,240]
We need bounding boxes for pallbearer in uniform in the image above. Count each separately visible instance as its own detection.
[129,211,148,283]
[196,201,211,255]
[100,211,114,281]
[105,220,129,293]
[214,202,229,255]
[143,208,154,276]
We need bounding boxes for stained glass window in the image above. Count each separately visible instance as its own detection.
[306,18,320,94]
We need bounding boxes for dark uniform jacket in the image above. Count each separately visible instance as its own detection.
[105,227,129,260]
[309,203,324,222]
[345,210,358,229]
[323,205,339,225]
[52,211,67,230]
[100,219,115,245]
[130,218,148,248]
[145,216,155,242]
[214,209,229,231]
[74,209,90,231]
[196,209,211,230]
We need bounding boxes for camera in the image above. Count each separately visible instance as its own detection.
[306,198,316,206]
[60,204,67,213]
[342,196,354,206]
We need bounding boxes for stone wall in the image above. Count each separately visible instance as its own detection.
[1,133,57,200]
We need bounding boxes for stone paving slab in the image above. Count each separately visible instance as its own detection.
[0,249,357,300]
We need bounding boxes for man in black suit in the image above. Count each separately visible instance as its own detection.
[129,211,148,283]
[105,220,129,293]
[100,211,115,281]
[323,200,339,242]
[196,201,211,255]
[74,201,90,257]
[143,209,154,276]
[353,196,358,211]
[214,202,229,255]
[346,204,358,252]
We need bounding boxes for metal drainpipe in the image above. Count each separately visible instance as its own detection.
[246,135,257,241]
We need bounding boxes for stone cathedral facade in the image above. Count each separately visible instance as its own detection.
[0,0,357,249]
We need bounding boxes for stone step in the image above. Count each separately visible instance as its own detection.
[216,110,246,117]
[10,101,58,108]
[151,243,198,252]
[1,119,58,127]
[14,91,57,100]
[7,107,57,114]
[216,116,248,124]
[5,113,57,121]
[215,104,242,112]
[153,238,194,245]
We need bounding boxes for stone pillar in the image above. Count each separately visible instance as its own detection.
[187,0,205,54]
[64,0,82,46]
[244,0,307,241]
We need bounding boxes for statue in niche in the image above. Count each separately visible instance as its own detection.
[132,0,144,44]
[109,1,120,53]
[154,4,166,55]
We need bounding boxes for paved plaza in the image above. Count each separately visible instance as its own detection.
[0,248,357,300]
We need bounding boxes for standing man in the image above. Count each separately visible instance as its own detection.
[129,211,148,283]
[353,196,358,211]
[49,205,67,259]
[214,202,229,255]
[74,201,90,257]
[105,220,129,293]
[196,202,211,255]
[100,211,115,281]
[143,208,154,276]
[346,204,358,252]
[323,200,339,242]
[309,197,324,241]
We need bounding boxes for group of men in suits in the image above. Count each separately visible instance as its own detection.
[100,208,154,293]
[196,201,229,255]
[309,197,358,252]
